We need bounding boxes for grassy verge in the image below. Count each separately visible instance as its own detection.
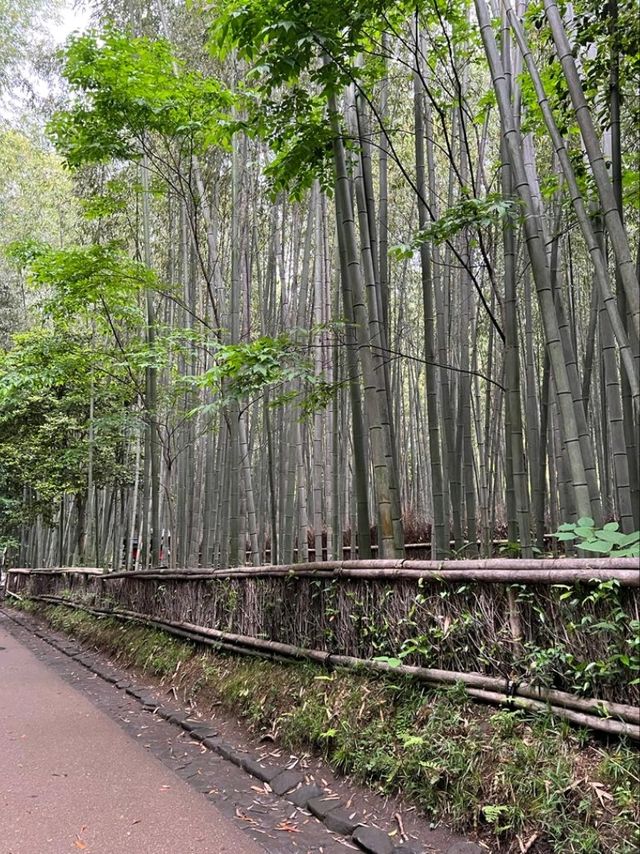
[11,600,639,853]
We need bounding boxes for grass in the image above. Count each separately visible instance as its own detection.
[12,600,639,853]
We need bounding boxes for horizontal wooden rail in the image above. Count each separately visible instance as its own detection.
[7,557,640,586]
[7,567,104,576]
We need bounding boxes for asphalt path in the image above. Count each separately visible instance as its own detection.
[0,621,265,854]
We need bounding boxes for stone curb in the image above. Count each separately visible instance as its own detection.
[1,608,477,854]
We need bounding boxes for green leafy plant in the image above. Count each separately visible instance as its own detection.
[498,541,542,558]
[48,28,232,167]
[482,804,524,835]
[195,332,339,414]
[390,195,520,261]
[551,518,640,556]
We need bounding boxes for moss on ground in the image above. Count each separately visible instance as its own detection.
[12,600,639,854]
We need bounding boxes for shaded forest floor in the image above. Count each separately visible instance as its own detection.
[10,599,640,854]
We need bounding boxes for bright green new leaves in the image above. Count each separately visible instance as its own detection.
[0,129,78,248]
[7,240,153,327]
[199,334,303,398]
[207,335,295,394]
[552,519,640,557]
[0,129,80,343]
[80,177,129,221]
[48,28,233,167]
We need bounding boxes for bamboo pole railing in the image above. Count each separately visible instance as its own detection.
[6,557,640,586]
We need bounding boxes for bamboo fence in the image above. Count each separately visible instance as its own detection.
[4,558,640,735]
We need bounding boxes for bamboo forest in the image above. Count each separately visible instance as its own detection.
[1,1,640,853]
[0,0,638,570]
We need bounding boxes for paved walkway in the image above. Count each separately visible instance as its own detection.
[0,622,264,854]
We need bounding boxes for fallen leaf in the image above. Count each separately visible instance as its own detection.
[74,837,87,850]
[275,820,301,833]
[590,781,613,807]
[235,808,259,826]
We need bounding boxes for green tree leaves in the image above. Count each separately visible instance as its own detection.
[0,237,160,531]
[196,332,336,412]
[0,329,135,524]
[49,28,233,167]
[391,195,520,260]
[7,240,152,328]
[208,0,403,197]
[0,128,80,344]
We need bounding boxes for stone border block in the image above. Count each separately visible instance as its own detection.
[188,725,219,741]
[352,825,395,854]
[215,741,243,766]
[241,757,281,783]
[270,770,304,796]
[307,796,341,821]
[324,807,363,835]
[288,784,324,808]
